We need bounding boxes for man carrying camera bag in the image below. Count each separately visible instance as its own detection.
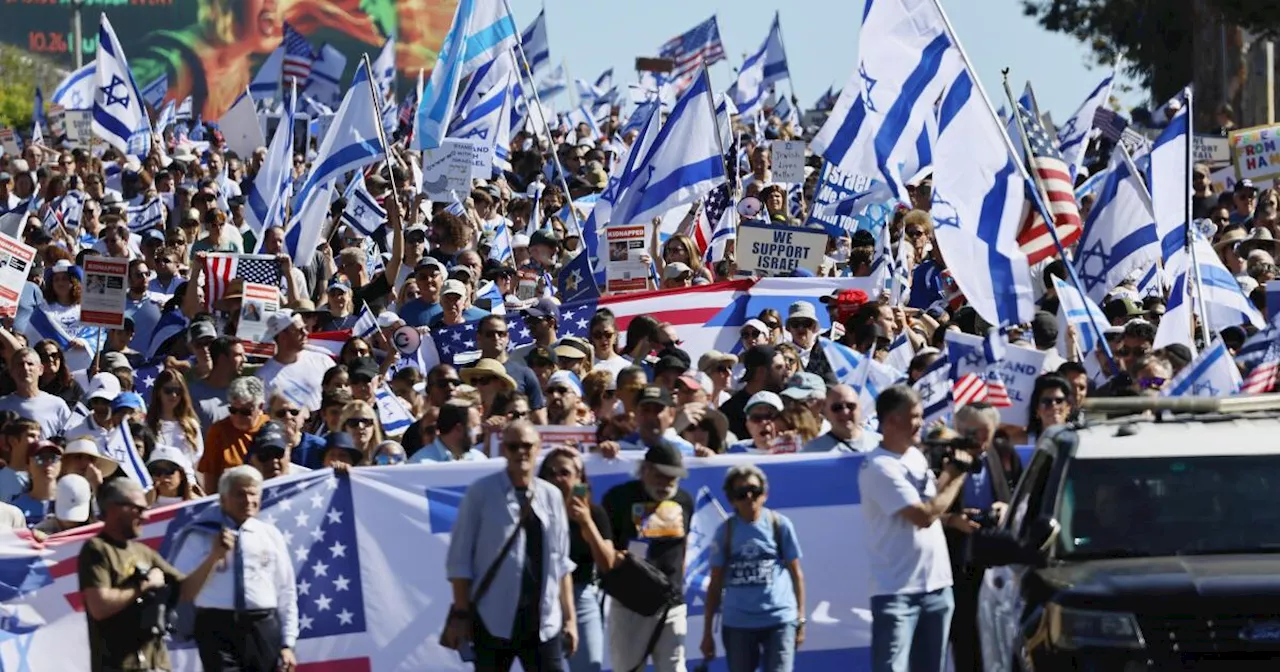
[78,479,232,672]
[600,441,695,672]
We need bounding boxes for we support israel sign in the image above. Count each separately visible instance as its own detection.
[736,221,827,277]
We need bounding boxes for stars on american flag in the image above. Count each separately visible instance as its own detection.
[433,299,601,365]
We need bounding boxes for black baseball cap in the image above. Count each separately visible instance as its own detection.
[324,432,364,464]
[348,357,380,382]
[637,385,674,408]
[643,440,687,478]
[250,421,288,456]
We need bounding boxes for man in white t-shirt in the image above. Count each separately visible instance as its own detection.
[857,384,974,672]
[253,311,335,412]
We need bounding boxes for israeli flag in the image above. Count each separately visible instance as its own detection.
[104,424,154,490]
[727,13,789,116]
[912,353,952,427]
[455,52,514,118]
[449,69,516,170]
[930,64,1035,328]
[249,46,284,102]
[341,173,387,237]
[140,74,168,110]
[884,333,916,374]
[306,44,348,109]
[1163,339,1241,397]
[92,13,152,157]
[520,8,551,74]
[1073,144,1159,303]
[1057,72,1114,181]
[537,64,569,99]
[374,384,415,435]
[155,100,176,134]
[352,303,379,339]
[175,96,194,121]
[564,105,603,141]
[488,219,514,262]
[373,36,399,134]
[56,190,86,230]
[53,63,96,110]
[610,66,725,227]
[285,61,386,266]
[582,98,662,285]
[476,280,506,315]
[773,94,800,129]
[1148,89,1189,248]
[684,486,728,611]
[125,198,164,233]
[1052,276,1109,356]
[810,0,958,200]
[868,223,894,298]
[246,80,297,247]
[1154,230,1263,350]
[413,0,517,150]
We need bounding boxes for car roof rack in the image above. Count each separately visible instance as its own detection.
[1083,394,1280,416]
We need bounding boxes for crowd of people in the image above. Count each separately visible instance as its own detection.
[0,33,1265,671]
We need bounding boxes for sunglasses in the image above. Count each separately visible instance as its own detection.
[434,378,462,388]
[761,321,780,330]
[747,412,777,424]
[731,484,763,501]
[786,319,815,331]
[1136,377,1166,391]
[741,329,763,339]
[162,386,182,396]
[591,330,615,340]
[504,441,536,452]
[508,410,529,420]
[254,446,287,461]
[149,464,179,477]
[33,453,61,466]
[228,406,257,417]
[38,351,60,361]
[1038,396,1068,408]
[829,402,857,413]
[274,408,302,418]
[374,452,405,465]
[1117,347,1150,358]
[345,417,374,428]
[482,330,508,338]
[905,228,926,238]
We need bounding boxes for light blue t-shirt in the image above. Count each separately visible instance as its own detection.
[710,511,803,629]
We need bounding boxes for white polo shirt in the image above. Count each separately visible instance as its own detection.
[857,445,953,597]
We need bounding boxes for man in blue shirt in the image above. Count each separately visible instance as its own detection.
[444,420,575,670]
[408,402,487,463]
[400,257,447,328]
[613,386,696,456]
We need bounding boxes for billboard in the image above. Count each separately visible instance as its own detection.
[2,0,458,119]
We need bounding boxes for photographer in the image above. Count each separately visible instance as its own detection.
[858,385,979,672]
[78,479,231,672]
[942,404,1022,672]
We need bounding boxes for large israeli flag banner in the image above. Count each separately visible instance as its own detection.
[0,454,879,670]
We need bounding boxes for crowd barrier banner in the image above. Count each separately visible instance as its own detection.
[0,453,880,671]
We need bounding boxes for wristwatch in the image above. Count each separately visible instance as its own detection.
[796,617,807,628]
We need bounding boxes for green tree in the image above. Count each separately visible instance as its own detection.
[1020,0,1193,105]
[0,44,66,131]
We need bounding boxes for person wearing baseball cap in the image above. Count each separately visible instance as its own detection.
[786,301,838,386]
[601,385,699,457]
[1232,178,1258,226]
[720,345,787,439]
[598,438,695,668]
[511,297,562,364]
[400,256,449,327]
[255,310,336,412]
[35,473,94,534]
[726,391,787,454]
[427,279,475,330]
[698,350,738,405]
[246,420,308,481]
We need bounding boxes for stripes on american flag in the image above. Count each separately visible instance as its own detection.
[1014,103,1083,265]
[1092,107,1129,143]
[1242,335,1280,394]
[202,253,281,312]
[952,372,988,407]
[658,16,726,90]
[282,23,315,84]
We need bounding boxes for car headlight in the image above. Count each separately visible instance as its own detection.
[1047,603,1145,650]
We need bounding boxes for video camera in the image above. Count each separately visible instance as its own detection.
[922,431,985,476]
[129,564,177,636]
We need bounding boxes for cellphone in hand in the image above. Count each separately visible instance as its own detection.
[458,639,476,663]
[572,483,589,498]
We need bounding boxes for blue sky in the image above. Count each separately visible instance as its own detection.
[507,0,1144,122]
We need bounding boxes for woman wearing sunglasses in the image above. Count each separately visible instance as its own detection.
[338,401,383,462]
[540,446,612,672]
[702,464,806,672]
[145,370,204,465]
[145,445,202,508]
[35,340,83,408]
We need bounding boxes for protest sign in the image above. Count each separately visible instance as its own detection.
[1230,124,1280,182]
[1209,163,1250,195]
[488,425,597,457]
[1193,134,1229,166]
[235,282,281,345]
[420,138,477,200]
[0,233,35,317]
[772,140,806,184]
[47,105,66,139]
[79,256,129,329]
[604,223,650,293]
[735,221,827,277]
[806,162,886,237]
[64,110,94,149]
[219,91,267,160]
[515,268,540,301]
[470,141,495,179]
[0,128,19,157]
[946,331,1047,428]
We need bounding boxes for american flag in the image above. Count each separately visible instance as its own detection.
[658,16,726,90]
[946,335,1014,409]
[1092,107,1129,143]
[6,472,370,669]
[203,253,281,312]
[952,372,988,407]
[1241,334,1280,394]
[281,23,315,84]
[1014,103,1083,265]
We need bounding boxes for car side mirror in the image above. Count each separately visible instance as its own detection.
[1028,516,1061,555]
[970,516,1061,568]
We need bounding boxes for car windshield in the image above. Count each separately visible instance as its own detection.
[1058,455,1280,559]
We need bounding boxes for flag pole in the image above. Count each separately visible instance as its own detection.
[769,11,800,120]
[1001,70,1119,375]
[362,53,400,209]
[499,6,584,238]
[1184,86,1213,348]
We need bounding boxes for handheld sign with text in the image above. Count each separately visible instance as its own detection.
[421,139,479,200]
[1230,124,1280,182]
[945,331,1047,428]
[604,223,650,293]
[64,110,94,150]
[1193,134,1229,167]
[0,128,19,157]
[79,256,129,329]
[0,233,35,318]
[235,282,281,345]
[735,221,827,277]
[771,140,807,185]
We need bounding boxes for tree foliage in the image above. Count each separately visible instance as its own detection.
[0,45,65,131]
[1020,0,1193,105]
